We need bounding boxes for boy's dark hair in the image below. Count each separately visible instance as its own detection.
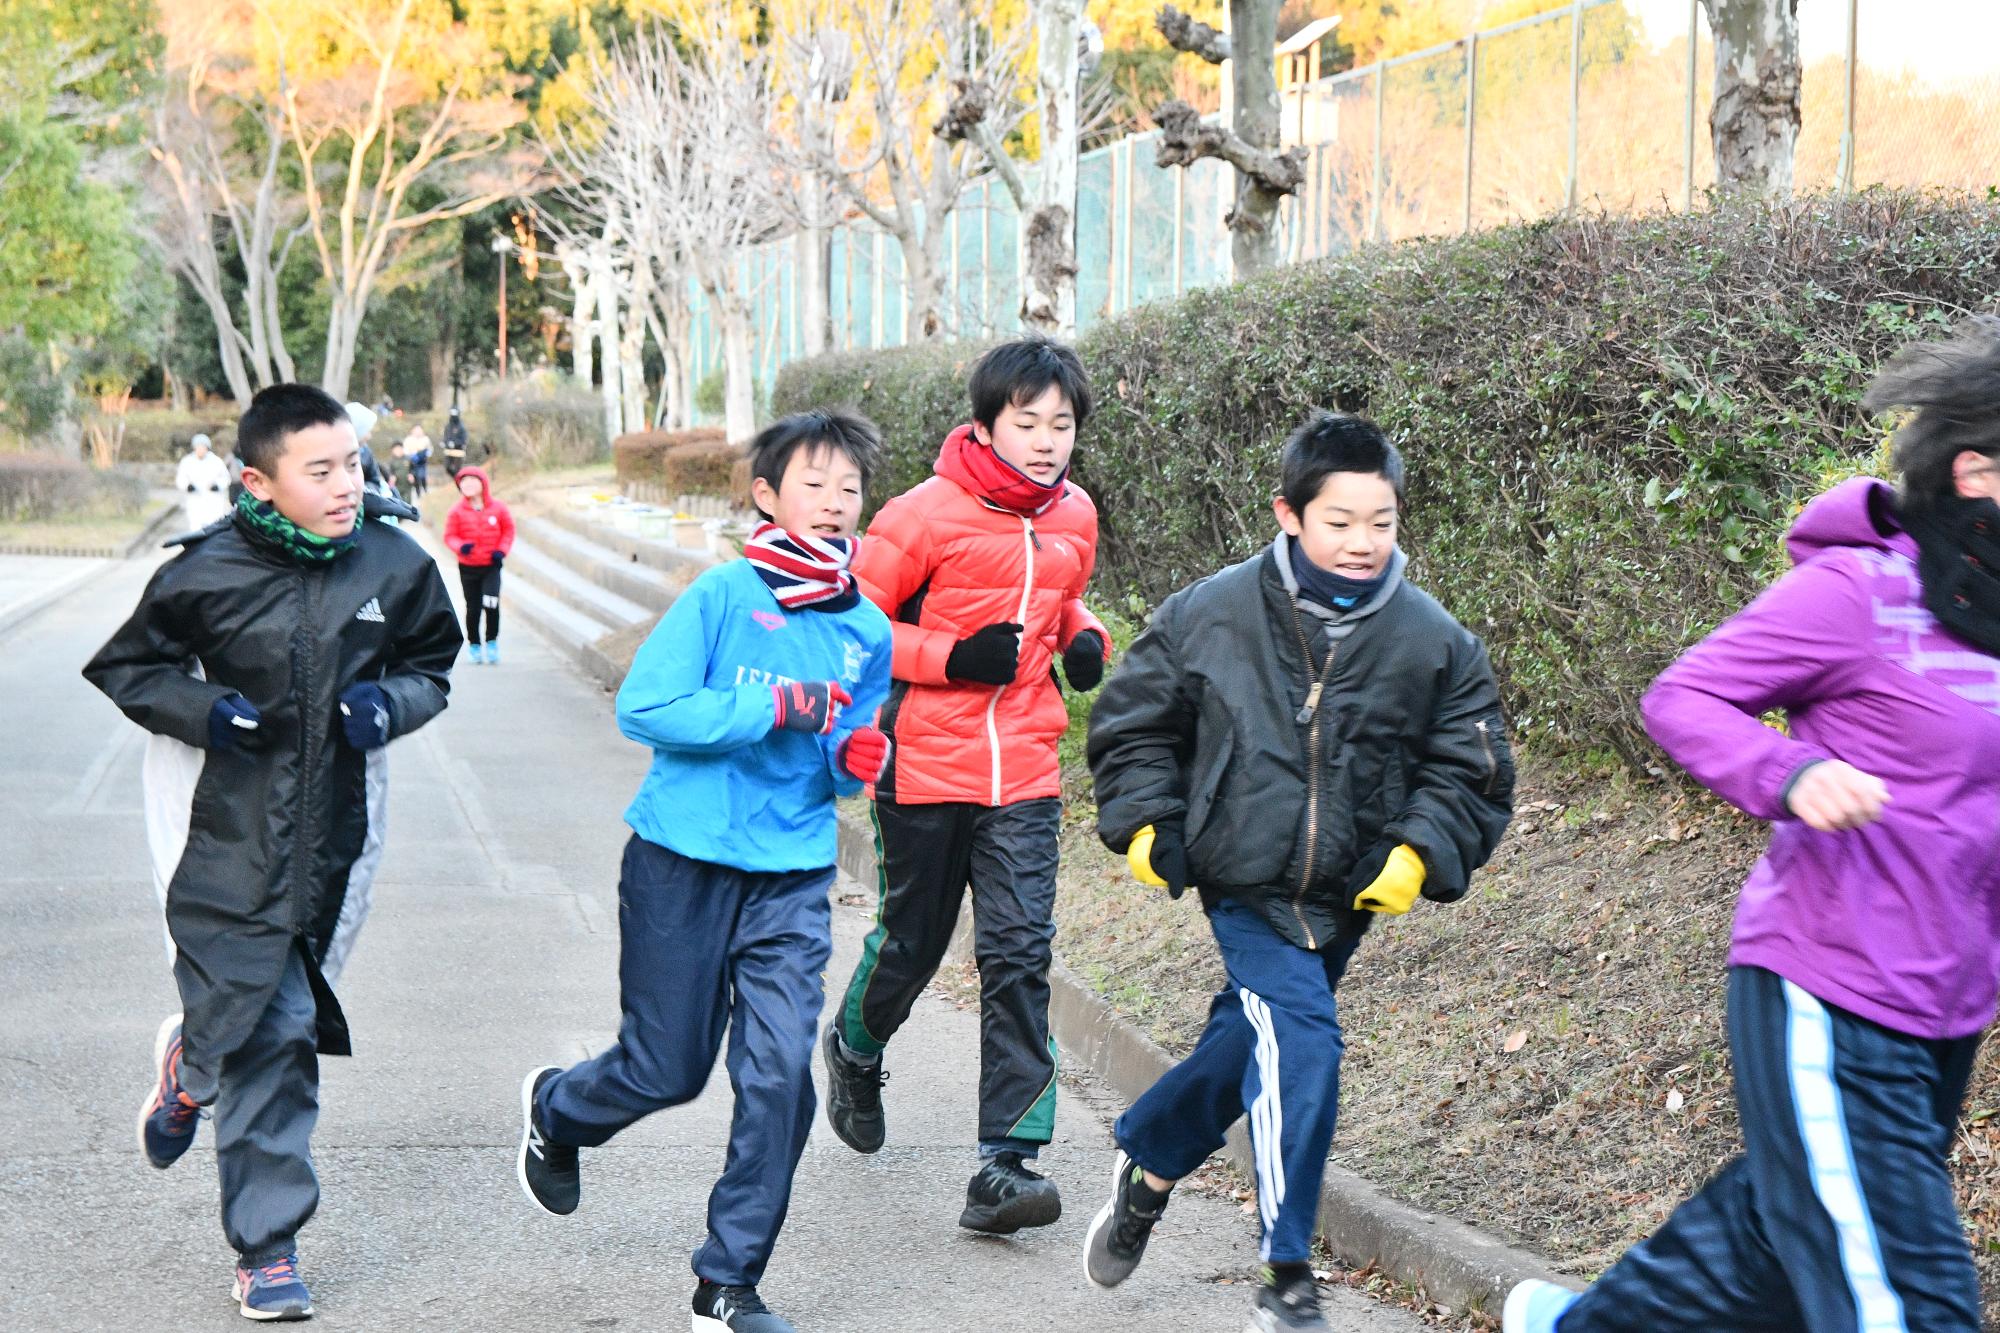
[236,384,352,476]
[1864,316,2000,513]
[968,336,1092,430]
[1280,411,1406,514]
[746,409,885,519]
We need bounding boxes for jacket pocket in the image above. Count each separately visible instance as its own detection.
[1184,724,1234,844]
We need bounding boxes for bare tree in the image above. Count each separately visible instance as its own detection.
[553,239,596,392]
[1701,0,1801,195]
[262,0,530,399]
[560,20,785,442]
[775,0,1030,343]
[1152,1,1303,277]
[145,1,305,407]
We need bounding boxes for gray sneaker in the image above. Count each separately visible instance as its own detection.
[1084,1150,1169,1288]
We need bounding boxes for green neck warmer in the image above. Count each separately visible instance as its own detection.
[234,490,359,565]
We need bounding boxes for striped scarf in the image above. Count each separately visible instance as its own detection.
[744,521,857,609]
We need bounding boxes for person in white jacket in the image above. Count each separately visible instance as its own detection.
[174,434,231,531]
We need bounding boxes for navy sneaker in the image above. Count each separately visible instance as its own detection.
[959,1151,1062,1234]
[692,1279,794,1332]
[820,1024,888,1154]
[137,1013,203,1169]
[517,1066,580,1215]
[1503,1279,1581,1333]
[233,1254,312,1322]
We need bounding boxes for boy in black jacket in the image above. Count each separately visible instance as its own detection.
[1080,412,1513,1332]
[84,383,461,1322]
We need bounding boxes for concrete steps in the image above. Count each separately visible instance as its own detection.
[518,517,685,615]
[505,537,652,635]
[538,506,721,578]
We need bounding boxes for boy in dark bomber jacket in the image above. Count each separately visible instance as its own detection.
[1081,412,1513,1333]
[85,383,460,1322]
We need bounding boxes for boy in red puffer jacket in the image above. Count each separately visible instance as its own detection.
[443,466,514,665]
[822,336,1111,1234]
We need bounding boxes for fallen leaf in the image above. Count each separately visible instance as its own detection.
[1666,1088,1685,1113]
[1504,1029,1529,1054]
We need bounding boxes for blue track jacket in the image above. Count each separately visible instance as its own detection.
[617,558,893,873]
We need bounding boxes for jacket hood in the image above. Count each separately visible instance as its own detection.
[456,466,493,505]
[1786,477,1913,566]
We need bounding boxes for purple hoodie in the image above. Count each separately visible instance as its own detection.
[1641,478,2000,1039]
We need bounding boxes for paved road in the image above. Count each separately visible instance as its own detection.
[0,550,1425,1332]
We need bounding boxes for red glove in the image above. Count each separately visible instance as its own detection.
[771,680,851,735]
[838,726,892,783]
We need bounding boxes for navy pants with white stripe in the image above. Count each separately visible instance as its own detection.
[1561,966,1981,1333]
[1115,897,1365,1264]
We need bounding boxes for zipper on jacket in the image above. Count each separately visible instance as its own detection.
[1287,604,1340,951]
[291,571,323,933]
[986,516,1038,806]
[1475,719,1500,797]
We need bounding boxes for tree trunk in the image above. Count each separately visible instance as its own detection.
[1024,0,1082,335]
[620,266,650,436]
[572,274,595,390]
[718,293,758,443]
[322,294,361,400]
[901,230,951,343]
[1227,0,1284,277]
[796,225,832,358]
[1702,0,1801,196]
[593,245,624,442]
[196,284,258,408]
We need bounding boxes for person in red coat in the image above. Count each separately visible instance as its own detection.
[443,466,514,665]
[822,336,1111,1234]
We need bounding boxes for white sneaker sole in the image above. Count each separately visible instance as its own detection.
[1502,1279,1565,1333]
[233,1275,312,1322]
[516,1065,566,1216]
[691,1317,727,1332]
[136,1012,185,1166]
[1082,1150,1131,1290]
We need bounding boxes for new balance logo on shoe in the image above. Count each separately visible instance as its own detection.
[355,598,385,623]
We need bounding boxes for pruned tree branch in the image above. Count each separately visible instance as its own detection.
[1152,98,1304,197]
[934,79,1028,210]
[1155,5,1230,65]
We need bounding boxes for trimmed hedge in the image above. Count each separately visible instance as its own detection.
[663,438,743,499]
[116,411,239,464]
[614,427,728,488]
[774,193,2000,765]
[0,452,147,521]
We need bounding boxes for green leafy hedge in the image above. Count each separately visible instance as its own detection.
[774,193,2000,765]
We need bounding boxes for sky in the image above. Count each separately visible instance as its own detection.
[1622,0,2000,85]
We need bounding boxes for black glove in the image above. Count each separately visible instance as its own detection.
[207,693,265,751]
[458,542,474,556]
[1062,630,1106,691]
[185,483,197,493]
[338,682,393,750]
[946,622,1023,686]
[1132,817,1190,900]
[489,551,504,569]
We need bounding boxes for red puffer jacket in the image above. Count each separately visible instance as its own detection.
[443,468,515,568]
[858,425,1109,807]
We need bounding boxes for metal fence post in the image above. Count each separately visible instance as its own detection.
[1119,135,1134,313]
[949,202,961,331]
[1838,0,1859,193]
[980,179,992,335]
[1566,0,1583,210]
[1461,33,1478,233]
[871,231,883,349]
[1684,0,1698,209]
[1371,63,1385,242]
[1173,149,1184,294]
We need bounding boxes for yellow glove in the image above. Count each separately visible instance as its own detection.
[1127,823,1189,898]
[1353,845,1425,914]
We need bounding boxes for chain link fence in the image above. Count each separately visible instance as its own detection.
[681,0,2000,411]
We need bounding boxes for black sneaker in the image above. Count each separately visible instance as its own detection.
[958,1151,1063,1234]
[820,1024,888,1154]
[516,1066,580,1216]
[1248,1268,1330,1332]
[692,1279,795,1332]
[1084,1150,1169,1288]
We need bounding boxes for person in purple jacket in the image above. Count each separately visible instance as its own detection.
[1506,318,2000,1333]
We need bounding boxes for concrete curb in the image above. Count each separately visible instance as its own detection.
[0,503,179,641]
[836,813,1579,1314]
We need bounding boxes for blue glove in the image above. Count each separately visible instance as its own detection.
[207,693,265,751]
[339,682,393,750]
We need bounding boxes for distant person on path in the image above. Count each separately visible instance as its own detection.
[820,336,1111,1235]
[441,405,469,479]
[385,441,416,506]
[1503,325,2000,1333]
[82,383,460,1323]
[443,465,513,665]
[174,433,231,531]
[403,424,432,496]
[1084,412,1513,1333]
[514,411,893,1333]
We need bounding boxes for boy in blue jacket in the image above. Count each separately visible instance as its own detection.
[515,410,893,1333]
